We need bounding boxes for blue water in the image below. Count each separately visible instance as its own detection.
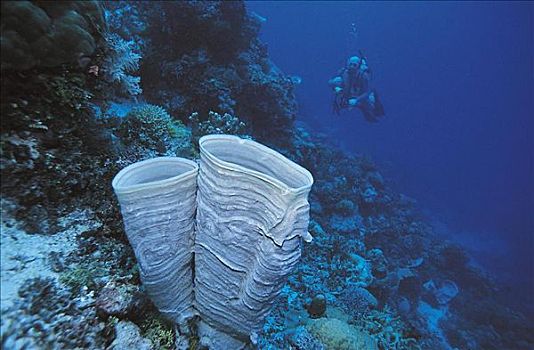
[248,1,534,305]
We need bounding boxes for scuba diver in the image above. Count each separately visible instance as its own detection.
[329,53,385,122]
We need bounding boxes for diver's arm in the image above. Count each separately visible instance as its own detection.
[351,90,370,106]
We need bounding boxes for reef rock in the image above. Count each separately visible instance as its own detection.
[95,281,145,318]
[108,321,152,350]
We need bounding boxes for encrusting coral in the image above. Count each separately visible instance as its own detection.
[306,318,378,350]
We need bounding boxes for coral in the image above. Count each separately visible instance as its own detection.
[0,209,147,349]
[133,1,297,146]
[338,286,378,318]
[306,318,378,350]
[0,1,105,70]
[236,59,298,144]
[59,229,140,296]
[104,2,146,49]
[2,2,533,350]
[415,301,449,348]
[0,134,40,170]
[329,214,363,234]
[115,104,193,157]
[0,278,106,349]
[289,326,325,350]
[346,254,374,287]
[366,248,389,279]
[0,64,117,234]
[139,314,175,350]
[118,104,173,144]
[362,185,378,204]
[46,75,95,111]
[141,1,256,61]
[423,279,459,306]
[355,305,420,350]
[102,33,142,96]
[442,297,534,350]
[1,71,94,133]
[335,199,357,216]
[188,110,248,144]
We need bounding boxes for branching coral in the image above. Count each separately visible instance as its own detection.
[115,104,189,155]
[188,111,248,144]
[102,33,142,96]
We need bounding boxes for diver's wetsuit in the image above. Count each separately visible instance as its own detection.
[332,67,369,113]
[332,62,384,121]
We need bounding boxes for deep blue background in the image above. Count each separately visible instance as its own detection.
[247,1,533,304]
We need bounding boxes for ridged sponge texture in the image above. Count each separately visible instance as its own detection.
[195,135,314,344]
[112,157,198,324]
